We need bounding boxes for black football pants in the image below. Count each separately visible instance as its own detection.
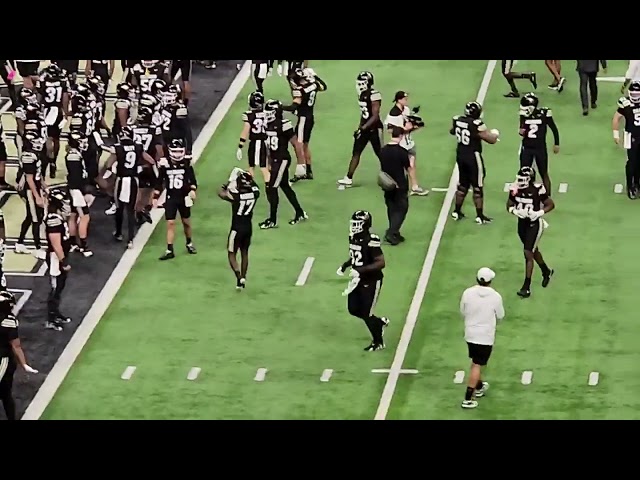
[267,159,304,222]
[384,189,409,239]
[625,138,640,192]
[0,356,17,421]
[578,71,598,110]
[348,281,385,344]
[48,270,68,321]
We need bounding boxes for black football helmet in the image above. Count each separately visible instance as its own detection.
[629,80,640,103]
[118,126,134,141]
[68,131,88,152]
[264,99,282,123]
[464,101,482,119]
[515,166,536,189]
[164,84,181,105]
[19,87,38,105]
[248,91,264,110]
[350,210,372,238]
[150,79,167,98]
[43,63,63,80]
[519,93,539,117]
[48,187,71,217]
[356,71,374,93]
[236,170,255,191]
[137,106,153,126]
[0,290,16,316]
[168,139,186,162]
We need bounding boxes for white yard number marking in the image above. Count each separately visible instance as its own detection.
[359,102,369,120]
[237,199,255,216]
[45,86,62,104]
[527,123,539,138]
[124,151,137,169]
[349,249,363,267]
[251,118,265,134]
[307,91,317,107]
[134,133,153,151]
[634,112,640,127]
[169,173,184,190]
[455,126,470,145]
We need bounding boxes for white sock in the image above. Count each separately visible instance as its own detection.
[295,164,307,177]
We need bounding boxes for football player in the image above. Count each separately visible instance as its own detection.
[544,60,565,92]
[51,59,79,87]
[112,82,134,139]
[519,93,560,195]
[132,61,170,94]
[69,89,100,193]
[259,100,308,229]
[336,211,390,351]
[154,139,198,261]
[251,60,269,93]
[612,81,640,199]
[15,131,46,259]
[37,64,70,179]
[133,106,163,225]
[66,131,94,257]
[103,127,155,249]
[85,60,114,86]
[507,166,555,298]
[161,85,193,158]
[501,60,537,98]
[218,169,260,289]
[285,67,328,182]
[170,60,193,106]
[237,91,269,181]
[45,187,73,331]
[450,101,499,224]
[286,60,306,88]
[337,71,383,187]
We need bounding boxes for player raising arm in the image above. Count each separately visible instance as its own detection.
[507,166,555,299]
[612,81,640,199]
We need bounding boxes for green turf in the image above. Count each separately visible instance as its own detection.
[42,60,639,420]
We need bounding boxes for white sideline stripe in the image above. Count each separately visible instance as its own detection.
[521,370,533,385]
[320,369,333,382]
[558,183,568,193]
[0,98,12,115]
[121,366,136,380]
[371,369,419,374]
[588,371,599,386]
[504,182,512,192]
[430,187,449,192]
[614,183,623,194]
[597,76,625,83]
[8,289,32,315]
[21,60,253,420]
[254,368,268,382]
[187,367,201,381]
[453,370,465,384]
[295,257,315,286]
[373,60,498,421]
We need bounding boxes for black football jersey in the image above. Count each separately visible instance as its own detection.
[266,118,295,160]
[617,97,640,139]
[46,212,70,254]
[69,111,95,137]
[0,313,18,358]
[292,81,320,118]
[114,141,144,178]
[133,63,166,91]
[113,97,132,131]
[23,119,47,140]
[158,158,198,198]
[227,186,261,230]
[242,110,267,142]
[520,107,558,149]
[162,102,189,137]
[509,183,548,224]
[358,88,383,128]
[66,148,88,189]
[38,77,68,108]
[349,233,384,281]
[132,124,162,156]
[16,150,42,192]
[452,115,485,155]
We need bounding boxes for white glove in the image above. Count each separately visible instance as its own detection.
[529,210,545,221]
[23,364,38,374]
[509,206,527,219]
[236,148,243,162]
[349,268,360,278]
[336,266,345,276]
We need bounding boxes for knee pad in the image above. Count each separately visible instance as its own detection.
[473,187,484,198]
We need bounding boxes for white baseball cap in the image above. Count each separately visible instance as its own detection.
[477,267,496,283]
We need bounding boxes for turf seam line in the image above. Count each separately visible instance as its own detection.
[295,257,315,286]
[21,61,253,421]
[373,60,498,421]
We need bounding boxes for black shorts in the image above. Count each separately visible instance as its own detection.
[138,166,158,189]
[467,342,492,366]
[0,138,6,163]
[519,147,548,178]
[164,194,191,220]
[502,60,515,76]
[347,278,383,319]
[268,158,291,188]
[518,218,544,252]
[295,116,314,144]
[352,127,382,157]
[248,139,268,168]
[171,60,192,82]
[457,152,485,190]
[16,61,40,77]
[227,227,252,253]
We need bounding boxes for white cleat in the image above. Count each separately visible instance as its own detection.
[337,176,353,187]
[14,243,30,254]
[33,248,47,260]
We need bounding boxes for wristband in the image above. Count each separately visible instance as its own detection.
[613,130,620,140]
[238,138,246,149]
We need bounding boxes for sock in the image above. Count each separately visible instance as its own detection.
[70,235,77,246]
[347,173,353,180]
[79,237,87,249]
[476,380,483,390]
[306,164,312,175]
[367,316,384,344]
[539,262,550,276]
[267,186,278,222]
[475,207,483,217]
[454,200,462,214]
[465,387,474,401]
[167,243,174,252]
[234,270,241,280]
[523,276,532,290]
[186,237,192,245]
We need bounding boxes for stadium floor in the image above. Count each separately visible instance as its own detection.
[25,60,640,420]
[0,60,244,419]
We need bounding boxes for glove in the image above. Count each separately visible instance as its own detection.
[349,268,360,278]
[23,364,38,374]
[236,148,243,162]
[336,266,345,276]
[353,129,362,139]
[529,210,545,221]
[509,206,528,219]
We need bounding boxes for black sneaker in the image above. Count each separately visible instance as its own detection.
[289,212,308,225]
[306,172,313,180]
[186,243,197,254]
[236,277,246,290]
[113,233,123,242]
[517,288,531,298]
[384,235,400,246]
[364,342,385,352]
[542,269,554,288]
[80,247,93,257]
[45,320,63,331]
[159,250,175,261]
[49,164,57,179]
[259,219,277,229]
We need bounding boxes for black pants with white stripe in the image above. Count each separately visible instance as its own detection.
[0,355,17,420]
[48,269,68,321]
[347,280,385,344]
[267,158,304,223]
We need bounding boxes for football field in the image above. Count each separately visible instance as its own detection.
[26,59,640,420]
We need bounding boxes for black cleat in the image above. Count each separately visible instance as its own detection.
[45,320,63,331]
[159,250,175,261]
[542,269,554,288]
[517,288,531,298]
[384,235,400,246]
[451,211,465,221]
[80,247,93,257]
[113,233,124,242]
[236,277,246,290]
[504,91,520,98]
[186,243,197,254]
[364,342,385,352]
[306,172,313,180]
[259,219,277,229]
[289,212,308,225]
[557,77,566,93]
[290,174,306,183]
[475,215,493,225]
[529,72,538,89]
[56,315,71,324]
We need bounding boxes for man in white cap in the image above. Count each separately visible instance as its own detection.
[459,267,505,409]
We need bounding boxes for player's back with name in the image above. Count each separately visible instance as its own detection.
[266,118,295,160]
[229,186,260,231]
[618,97,640,137]
[242,110,267,142]
[38,77,68,108]
[452,114,484,156]
[349,233,384,281]
[520,108,552,150]
[159,159,196,198]
[509,183,547,224]
[114,141,143,177]
[293,82,319,118]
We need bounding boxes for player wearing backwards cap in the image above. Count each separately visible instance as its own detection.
[459,267,504,409]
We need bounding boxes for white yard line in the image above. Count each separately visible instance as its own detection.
[373,60,497,421]
[521,370,533,385]
[120,366,136,380]
[430,187,449,192]
[320,369,333,382]
[597,76,625,83]
[558,183,568,193]
[21,61,253,420]
[371,369,419,374]
[588,371,600,386]
[187,367,202,381]
[295,257,315,286]
[254,368,268,382]
[453,370,465,384]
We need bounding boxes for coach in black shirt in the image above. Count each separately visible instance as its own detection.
[379,126,410,245]
[576,60,607,116]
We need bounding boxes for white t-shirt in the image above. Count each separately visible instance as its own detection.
[626,60,640,82]
[460,285,505,346]
[385,105,415,151]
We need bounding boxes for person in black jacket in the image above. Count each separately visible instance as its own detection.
[576,60,607,116]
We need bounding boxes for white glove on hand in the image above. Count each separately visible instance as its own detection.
[529,210,545,221]
[23,364,38,374]
[236,148,243,162]
[336,266,345,276]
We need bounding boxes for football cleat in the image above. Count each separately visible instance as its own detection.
[461,400,478,409]
[542,269,554,288]
[289,212,308,225]
[45,320,63,332]
[186,243,197,255]
[517,288,531,298]
[259,219,277,229]
[364,342,385,352]
[475,382,490,398]
[451,211,465,221]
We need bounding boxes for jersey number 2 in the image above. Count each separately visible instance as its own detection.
[349,249,364,267]
[526,123,539,138]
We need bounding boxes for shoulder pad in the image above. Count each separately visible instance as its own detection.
[368,233,382,248]
[370,90,382,102]
[452,115,460,121]
[544,108,553,117]
[618,96,632,108]
[1,317,17,329]
[241,112,249,122]
[46,213,63,227]
[292,88,302,98]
